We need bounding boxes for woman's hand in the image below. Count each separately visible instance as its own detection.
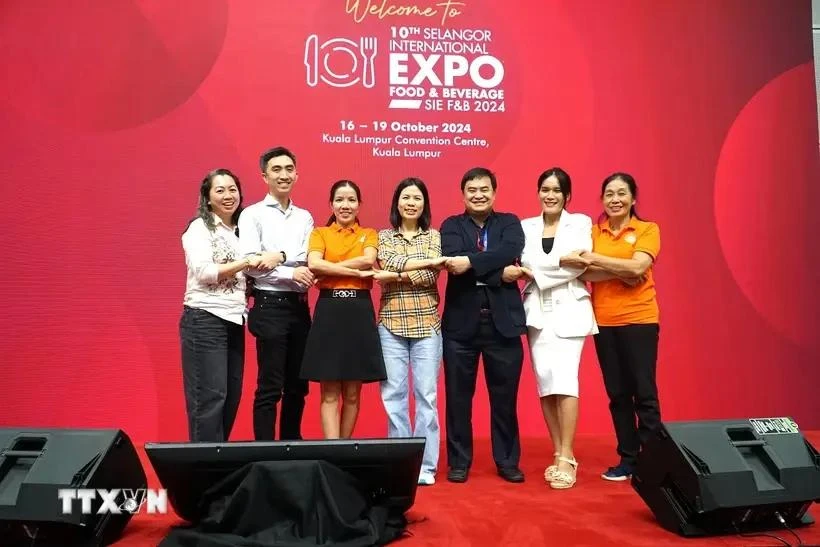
[620,275,645,287]
[560,251,591,269]
[372,269,397,282]
[245,255,263,269]
[427,256,449,269]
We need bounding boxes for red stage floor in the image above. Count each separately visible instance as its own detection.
[117,433,820,546]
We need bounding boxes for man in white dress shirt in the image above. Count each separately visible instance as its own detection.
[239,147,316,440]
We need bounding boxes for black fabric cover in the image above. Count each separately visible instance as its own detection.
[159,460,408,547]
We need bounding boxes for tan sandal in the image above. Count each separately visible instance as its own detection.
[544,452,560,482]
[550,456,578,489]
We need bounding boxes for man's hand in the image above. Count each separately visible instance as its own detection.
[501,265,524,283]
[519,266,534,279]
[358,269,376,278]
[292,266,315,287]
[445,256,471,275]
[257,251,284,271]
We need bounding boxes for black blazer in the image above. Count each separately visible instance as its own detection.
[440,211,526,341]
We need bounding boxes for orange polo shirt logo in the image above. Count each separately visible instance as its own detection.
[591,216,661,326]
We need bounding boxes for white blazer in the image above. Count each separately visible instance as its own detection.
[520,210,598,338]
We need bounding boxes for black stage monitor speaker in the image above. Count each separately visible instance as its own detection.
[144,438,425,523]
[0,428,147,546]
[632,418,820,537]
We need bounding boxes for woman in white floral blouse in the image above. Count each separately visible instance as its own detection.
[180,169,263,442]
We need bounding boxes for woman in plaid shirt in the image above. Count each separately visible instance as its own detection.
[374,178,448,486]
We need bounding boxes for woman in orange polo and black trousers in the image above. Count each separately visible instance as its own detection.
[576,172,661,482]
[300,180,387,439]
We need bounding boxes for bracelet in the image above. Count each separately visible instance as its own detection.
[396,271,402,281]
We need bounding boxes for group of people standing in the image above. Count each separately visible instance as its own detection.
[180,146,662,491]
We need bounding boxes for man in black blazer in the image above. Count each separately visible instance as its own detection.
[441,167,526,483]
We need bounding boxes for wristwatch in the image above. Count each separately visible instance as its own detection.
[280,251,287,263]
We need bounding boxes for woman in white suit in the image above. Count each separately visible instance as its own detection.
[514,167,598,489]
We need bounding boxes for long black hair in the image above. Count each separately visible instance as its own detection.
[184,168,244,234]
[326,179,362,226]
[388,177,431,230]
[537,167,572,207]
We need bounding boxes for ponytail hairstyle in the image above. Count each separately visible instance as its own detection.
[326,179,362,226]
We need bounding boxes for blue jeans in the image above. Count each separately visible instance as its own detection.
[378,325,442,474]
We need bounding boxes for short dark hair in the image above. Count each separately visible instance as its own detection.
[259,147,296,172]
[326,179,362,226]
[389,177,432,230]
[537,167,572,207]
[599,172,644,221]
[460,167,497,191]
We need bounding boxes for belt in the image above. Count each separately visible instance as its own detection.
[319,289,370,299]
[253,290,308,304]
[476,285,491,312]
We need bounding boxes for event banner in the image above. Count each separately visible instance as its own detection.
[310,1,504,161]
[292,0,531,172]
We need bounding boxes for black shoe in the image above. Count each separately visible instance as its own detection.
[601,463,634,482]
[497,466,525,483]
[447,467,469,483]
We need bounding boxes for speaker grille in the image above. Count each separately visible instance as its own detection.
[660,478,697,522]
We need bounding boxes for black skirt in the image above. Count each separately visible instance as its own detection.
[300,289,387,383]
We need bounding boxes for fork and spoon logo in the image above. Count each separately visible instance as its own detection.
[304,35,378,88]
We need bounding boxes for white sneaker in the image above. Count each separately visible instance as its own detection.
[418,471,436,486]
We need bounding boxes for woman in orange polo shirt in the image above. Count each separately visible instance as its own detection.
[576,172,661,482]
[300,180,387,439]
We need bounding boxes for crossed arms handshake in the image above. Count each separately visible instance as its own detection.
[366,256,470,283]
[501,250,646,287]
[244,251,317,287]
[249,250,643,288]
[249,252,457,288]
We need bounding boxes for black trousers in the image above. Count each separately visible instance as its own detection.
[443,315,524,470]
[248,290,311,440]
[180,306,244,442]
[594,324,661,467]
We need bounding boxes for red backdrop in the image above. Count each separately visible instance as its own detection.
[1,0,818,444]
